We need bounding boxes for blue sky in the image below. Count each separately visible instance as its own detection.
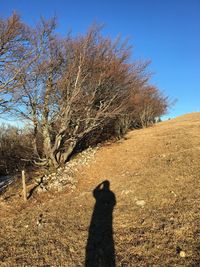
[0,0,200,121]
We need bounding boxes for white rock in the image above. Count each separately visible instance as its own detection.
[136,200,146,207]
[180,251,186,258]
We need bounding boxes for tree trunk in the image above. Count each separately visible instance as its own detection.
[42,126,58,167]
[54,138,77,165]
[32,120,40,158]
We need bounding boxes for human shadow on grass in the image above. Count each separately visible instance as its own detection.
[85,180,116,267]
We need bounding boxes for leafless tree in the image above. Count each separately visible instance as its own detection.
[0,13,32,109]
[7,21,150,167]
[130,85,168,128]
[1,16,169,168]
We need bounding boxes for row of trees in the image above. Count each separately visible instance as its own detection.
[0,13,169,170]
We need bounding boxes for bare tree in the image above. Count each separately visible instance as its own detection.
[1,16,168,168]
[0,13,32,108]
[130,85,168,128]
[7,21,150,167]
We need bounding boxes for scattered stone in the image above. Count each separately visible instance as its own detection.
[170,190,177,197]
[121,189,135,195]
[36,214,43,227]
[37,146,99,192]
[69,247,75,253]
[180,251,186,258]
[140,218,145,224]
[136,200,145,207]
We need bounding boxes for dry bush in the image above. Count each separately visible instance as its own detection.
[0,124,33,175]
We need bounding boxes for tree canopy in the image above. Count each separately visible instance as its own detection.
[0,14,169,168]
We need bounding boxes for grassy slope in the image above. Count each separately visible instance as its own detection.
[0,113,199,266]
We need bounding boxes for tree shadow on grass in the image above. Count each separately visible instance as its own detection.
[85,180,116,267]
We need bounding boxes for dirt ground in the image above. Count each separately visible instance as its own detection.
[0,113,200,266]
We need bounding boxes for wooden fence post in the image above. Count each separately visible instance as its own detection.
[22,170,27,201]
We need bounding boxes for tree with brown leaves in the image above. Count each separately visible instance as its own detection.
[1,16,168,168]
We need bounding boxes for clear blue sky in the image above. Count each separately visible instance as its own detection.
[0,0,200,120]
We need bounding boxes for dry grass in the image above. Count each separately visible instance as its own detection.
[0,112,200,266]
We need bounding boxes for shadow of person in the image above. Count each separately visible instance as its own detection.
[85,180,116,267]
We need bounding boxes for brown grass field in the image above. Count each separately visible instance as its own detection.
[0,113,200,266]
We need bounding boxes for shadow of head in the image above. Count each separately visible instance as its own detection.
[99,180,110,190]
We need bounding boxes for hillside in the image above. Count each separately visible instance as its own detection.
[0,113,200,266]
